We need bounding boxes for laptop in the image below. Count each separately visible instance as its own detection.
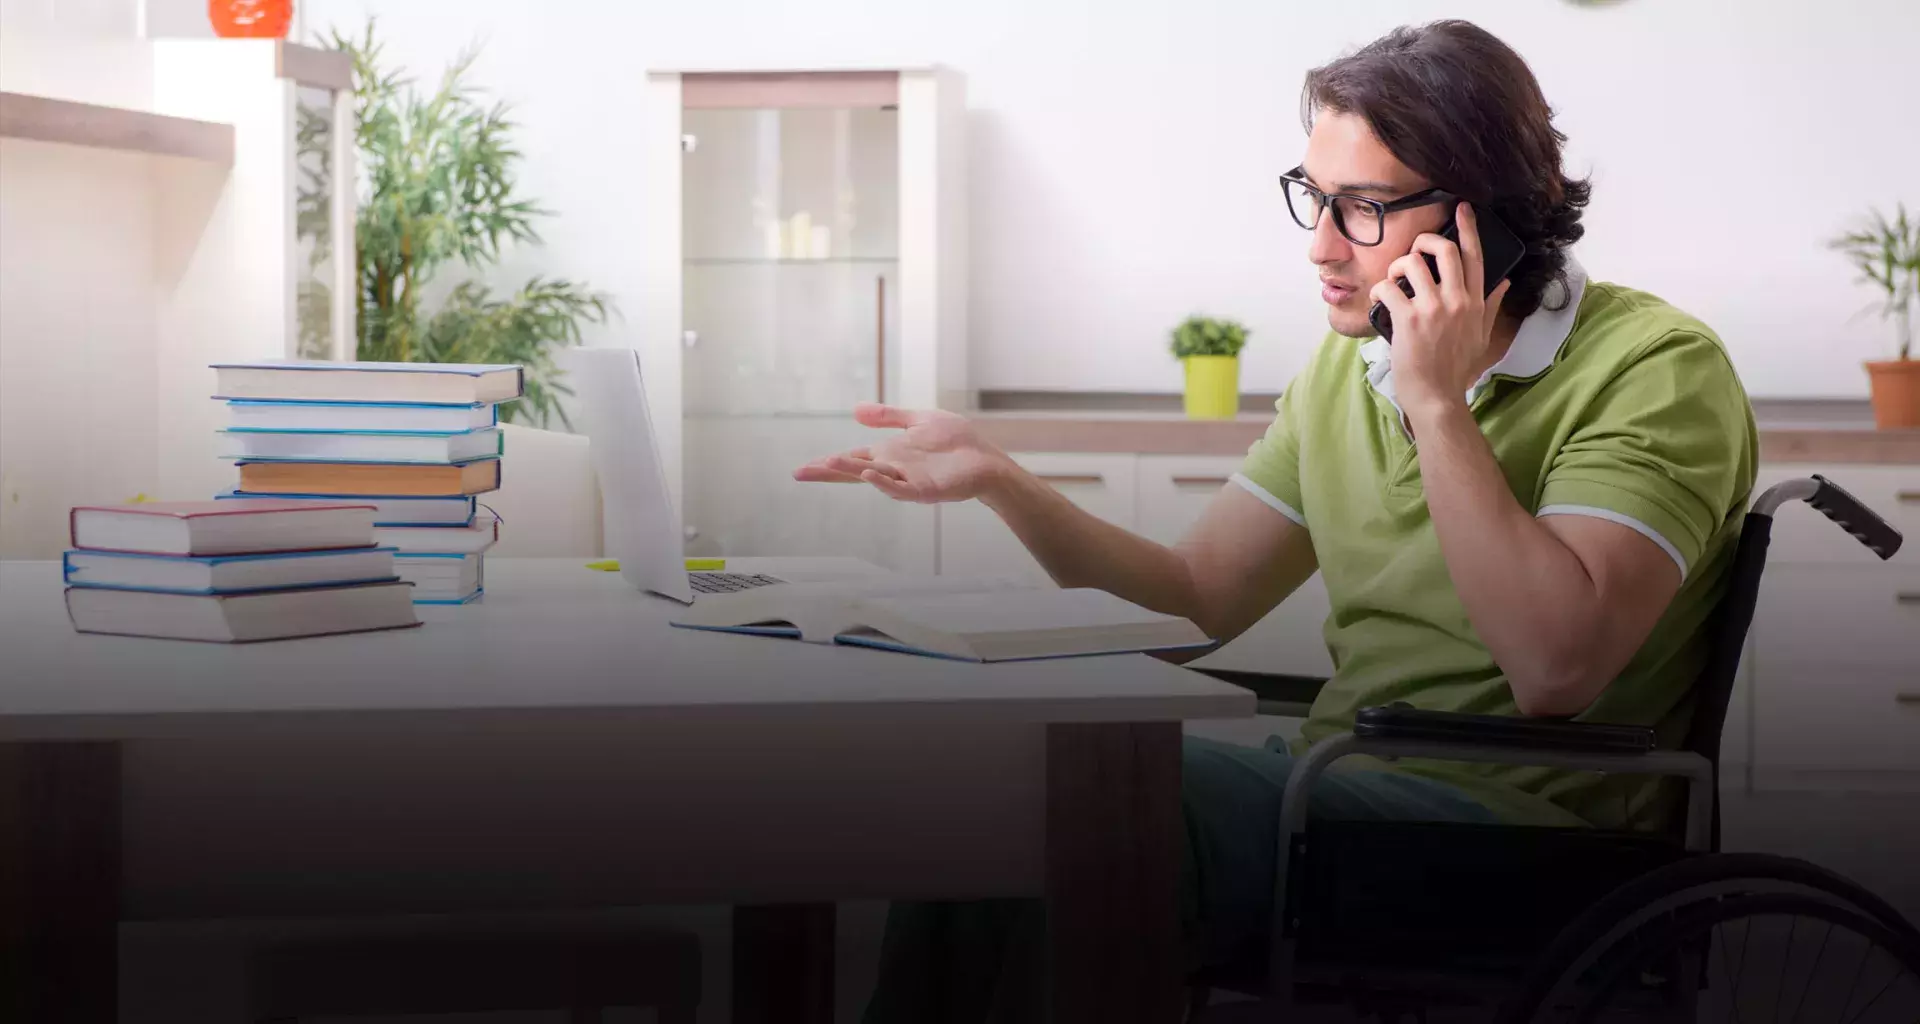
[561,346,870,603]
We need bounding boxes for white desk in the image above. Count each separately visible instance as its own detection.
[0,558,1253,1023]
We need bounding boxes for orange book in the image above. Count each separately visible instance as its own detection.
[237,459,501,497]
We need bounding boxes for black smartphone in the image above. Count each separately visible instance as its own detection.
[1367,209,1527,342]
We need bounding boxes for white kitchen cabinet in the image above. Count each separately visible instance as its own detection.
[936,453,1135,583]
[928,450,1917,792]
[1134,455,1334,678]
[1132,455,1242,545]
[643,67,967,577]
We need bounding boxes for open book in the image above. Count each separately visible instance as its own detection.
[669,577,1213,663]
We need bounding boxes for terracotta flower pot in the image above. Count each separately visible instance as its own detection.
[1865,358,1920,429]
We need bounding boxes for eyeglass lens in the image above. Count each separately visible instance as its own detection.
[1284,179,1385,246]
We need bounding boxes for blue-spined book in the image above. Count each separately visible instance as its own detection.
[668,581,1213,663]
[210,361,523,405]
[217,491,476,527]
[225,399,499,434]
[63,546,399,596]
[394,551,485,605]
[220,427,503,465]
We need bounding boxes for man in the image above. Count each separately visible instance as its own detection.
[797,19,1756,1020]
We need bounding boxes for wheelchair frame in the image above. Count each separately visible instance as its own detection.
[1189,474,1906,1019]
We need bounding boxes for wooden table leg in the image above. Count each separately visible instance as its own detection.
[0,742,121,1024]
[1047,722,1183,1023]
[731,902,834,1024]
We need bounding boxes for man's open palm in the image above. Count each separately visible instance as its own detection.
[792,404,1009,505]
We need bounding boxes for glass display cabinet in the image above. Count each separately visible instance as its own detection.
[642,68,967,572]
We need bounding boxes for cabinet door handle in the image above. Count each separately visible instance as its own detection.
[1037,474,1105,486]
[1897,592,1920,606]
[1897,491,1920,505]
[1896,693,1920,705]
[1171,475,1231,488]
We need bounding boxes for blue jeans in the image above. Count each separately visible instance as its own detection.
[860,733,1501,1024]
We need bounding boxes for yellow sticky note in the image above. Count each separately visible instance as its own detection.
[585,560,621,572]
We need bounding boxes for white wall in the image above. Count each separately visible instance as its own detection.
[269,1,1920,397]
[0,25,311,557]
[0,141,161,557]
[0,0,136,36]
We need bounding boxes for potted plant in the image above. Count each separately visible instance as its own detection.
[1829,203,1919,428]
[297,24,613,429]
[1170,315,1250,419]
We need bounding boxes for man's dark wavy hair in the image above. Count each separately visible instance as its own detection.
[1302,19,1591,318]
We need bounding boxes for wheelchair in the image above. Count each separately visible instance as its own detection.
[1185,475,1919,1023]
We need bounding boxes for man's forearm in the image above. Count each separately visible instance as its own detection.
[1405,400,1608,713]
[980,465,1206,624]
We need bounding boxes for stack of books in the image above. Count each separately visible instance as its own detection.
[211,360,522,605]
[63,500,419,642]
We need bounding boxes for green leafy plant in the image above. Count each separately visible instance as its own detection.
[1828,202,1918,361]
[1169,315,1250,359]
[296,23,613,427]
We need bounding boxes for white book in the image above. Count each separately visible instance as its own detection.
[395,553,484,605]
[226,400,498,433]
[216,492,477,527]
[670,577,1212,662]
[374,519,498,555]
[63,546,397,595]
[220,428,503,464]
[212,361,524,405]
[65,580,420,643]
[70,500,376,556]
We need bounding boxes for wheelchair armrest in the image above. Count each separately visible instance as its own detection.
[1277,732,1715,856]
[1352,703,1657,754]
[1189,667,1329,709]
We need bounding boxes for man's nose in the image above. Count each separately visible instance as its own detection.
[1308,210,1351,265]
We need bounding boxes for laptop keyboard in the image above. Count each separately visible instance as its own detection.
[688,572,785,595]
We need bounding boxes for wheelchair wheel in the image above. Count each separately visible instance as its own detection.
[1500,853,1920,1024]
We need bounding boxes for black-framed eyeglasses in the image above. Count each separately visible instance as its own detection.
[1279,166,1457,247]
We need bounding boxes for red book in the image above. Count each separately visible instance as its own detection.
[69,500,377,557]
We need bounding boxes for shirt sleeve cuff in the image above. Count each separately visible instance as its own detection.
[1536,504,1690,581]
[1230,472,1307,528]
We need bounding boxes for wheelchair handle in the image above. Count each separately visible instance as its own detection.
[1751,475,1903,561]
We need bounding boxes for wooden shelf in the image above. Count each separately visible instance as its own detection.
[0,91,233,165]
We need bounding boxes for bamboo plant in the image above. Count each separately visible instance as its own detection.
[1829,202,1918,361]
[297,23,612,428]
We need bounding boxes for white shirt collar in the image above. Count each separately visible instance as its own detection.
[1359,254,1589,417]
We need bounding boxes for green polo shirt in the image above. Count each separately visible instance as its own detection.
[1234,267,1757,831]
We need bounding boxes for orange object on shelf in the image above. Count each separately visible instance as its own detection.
[207,0,292,39]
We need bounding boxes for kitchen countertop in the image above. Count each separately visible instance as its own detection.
[966,398,1920,465]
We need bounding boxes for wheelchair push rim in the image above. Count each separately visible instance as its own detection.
[1512,890,1920,1024]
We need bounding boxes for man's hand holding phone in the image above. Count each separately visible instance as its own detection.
[1369,202,1515,419]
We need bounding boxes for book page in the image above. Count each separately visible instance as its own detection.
[669,574,1042,639]
[852,587,1182,636]
[758,573,1041,603]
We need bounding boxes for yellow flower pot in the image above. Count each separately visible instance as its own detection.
[1182,355,1240,419]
